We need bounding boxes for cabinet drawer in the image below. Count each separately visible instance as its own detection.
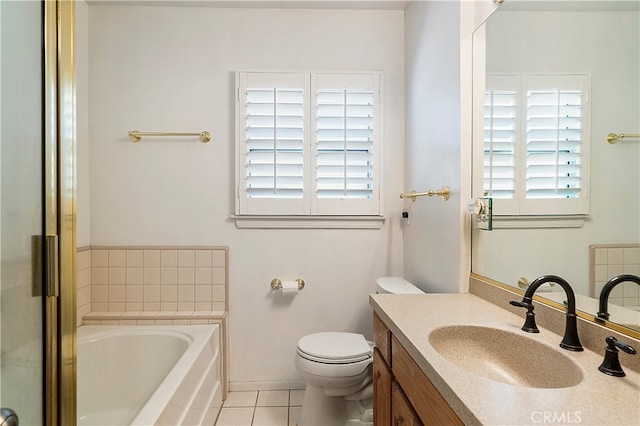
[373,312,391,364]
[391,335,463,425]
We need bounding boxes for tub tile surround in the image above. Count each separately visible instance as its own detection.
[77,246,228,325]
[590,244,640,308]
[371,281,640,425]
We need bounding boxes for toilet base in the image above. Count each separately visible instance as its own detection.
[297,384,373,426]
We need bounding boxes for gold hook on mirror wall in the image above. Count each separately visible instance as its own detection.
[607,133,640,144]
[400,186,450,202]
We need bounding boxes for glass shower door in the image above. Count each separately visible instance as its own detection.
[0,1,46,424]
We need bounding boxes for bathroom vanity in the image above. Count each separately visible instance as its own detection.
[373,313,461,425]
[370,293,640,425]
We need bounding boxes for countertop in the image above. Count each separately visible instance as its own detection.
[370,293,640,425]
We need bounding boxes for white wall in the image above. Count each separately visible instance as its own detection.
[77,0,90,248]
[472,11,640,296]
[84,4,404,387]
[403,1,466,293]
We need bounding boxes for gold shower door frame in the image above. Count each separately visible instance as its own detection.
[44,0,76,425]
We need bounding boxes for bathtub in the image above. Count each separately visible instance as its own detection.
[77,324,222,426]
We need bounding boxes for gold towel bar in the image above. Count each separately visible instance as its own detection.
[400,185,450,202]
[128,130,212,143]
[607,133,640,144]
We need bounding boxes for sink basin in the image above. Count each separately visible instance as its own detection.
[428,325,583,388]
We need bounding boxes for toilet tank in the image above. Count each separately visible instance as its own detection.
[376,277,424,294]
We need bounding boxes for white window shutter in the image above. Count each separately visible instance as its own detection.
[484,90,517,199]
[522,74,590,215]
[484,75,519,215]
[236,71,382,218]
[237,72,310,215]
[311,73,381,216]
[484,74,590,217]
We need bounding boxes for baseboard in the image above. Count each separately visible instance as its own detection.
[229,380,306,392]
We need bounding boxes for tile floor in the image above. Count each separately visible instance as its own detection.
[215,389,304,426]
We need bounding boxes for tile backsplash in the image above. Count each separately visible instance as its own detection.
[76,246,228,326]
[590,244,640,309]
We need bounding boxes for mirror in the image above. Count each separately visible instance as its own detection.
[471,0,640,334]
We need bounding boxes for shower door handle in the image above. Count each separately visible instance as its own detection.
[0,407,18,426]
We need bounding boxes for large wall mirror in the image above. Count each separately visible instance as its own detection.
[472,0,640,336]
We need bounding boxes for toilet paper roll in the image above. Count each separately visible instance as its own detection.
[281,280,299,295]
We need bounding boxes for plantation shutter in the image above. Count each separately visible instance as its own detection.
[522,74,589,215]
[245,88,304,198]
[237,72,309,215]
[236,71,382,217]
[484,74,590,216]
[311,73,381,215]
[484,76,518,202]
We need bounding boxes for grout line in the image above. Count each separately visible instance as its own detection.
[216,390,301,426]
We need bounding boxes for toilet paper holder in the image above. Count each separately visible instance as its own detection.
[271,278,305,291]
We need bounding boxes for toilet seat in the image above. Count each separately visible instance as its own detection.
[297,332,371,364]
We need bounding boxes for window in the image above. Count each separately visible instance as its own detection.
[236,71,382,219]
[484,74,590,216]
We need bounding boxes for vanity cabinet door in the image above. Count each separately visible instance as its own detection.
[391,335,463,425]
[373,348,392,426]
[391,382,423,426]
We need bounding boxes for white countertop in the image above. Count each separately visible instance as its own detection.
[370,293,640,425]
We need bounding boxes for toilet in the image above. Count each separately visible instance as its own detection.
[295,277,424,426]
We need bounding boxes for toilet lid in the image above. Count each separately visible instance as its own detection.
[297,332,371,363]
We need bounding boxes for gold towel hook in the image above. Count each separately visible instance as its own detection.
[607,133,640,144]
[400,186,450,202]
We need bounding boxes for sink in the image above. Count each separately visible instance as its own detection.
[428,325,583,388]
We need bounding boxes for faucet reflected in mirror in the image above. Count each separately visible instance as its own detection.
[597,274,640,322]
[471,0,640,340]
[510,275,583,352]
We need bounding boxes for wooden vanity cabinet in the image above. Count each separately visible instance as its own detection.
[373,347,392,425]
[392,382,423,425]
[373,313,463,426]
[373,313,392,425]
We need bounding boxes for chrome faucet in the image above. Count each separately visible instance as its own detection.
[596,274,640,321]
[510,274,583,351]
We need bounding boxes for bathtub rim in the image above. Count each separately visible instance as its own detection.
[77,324,221,425]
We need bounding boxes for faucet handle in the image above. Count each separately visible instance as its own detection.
[509,299,539,333]
[598,336,637,377]
[607,336,637,354]
[510,300,533,309]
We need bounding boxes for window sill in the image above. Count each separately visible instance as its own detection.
[231,215,386,229]
[492,215,587,229]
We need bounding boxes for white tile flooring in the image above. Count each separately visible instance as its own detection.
[215,389,304,426]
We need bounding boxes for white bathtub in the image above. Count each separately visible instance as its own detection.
[77,324,222,426]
